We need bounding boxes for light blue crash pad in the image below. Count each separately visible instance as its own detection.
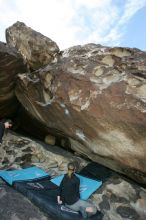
[0,166,49,185]
[51,174,102,200]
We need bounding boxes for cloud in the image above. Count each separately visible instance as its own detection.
[72,1,120,45]
[71,0,146,47]
[0,0,146,50]
[120,0,146,25]
[0,0,78,49]
[103,0,146,46]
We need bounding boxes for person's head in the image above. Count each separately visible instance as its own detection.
[67,162,76,178]
[4,119,13,129]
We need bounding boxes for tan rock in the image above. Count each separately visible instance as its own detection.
[6,21,59,70]
[45,134,56,145]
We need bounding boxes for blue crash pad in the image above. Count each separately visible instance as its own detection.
[0,166,49,185]
[51,174,102,200]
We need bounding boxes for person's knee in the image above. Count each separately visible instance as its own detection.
[86,206,97,215]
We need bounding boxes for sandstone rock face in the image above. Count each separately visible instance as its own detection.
[0,41,27,118]
[93,176,146,220]
[15,43,146,184]
[6,22,60,70]
[0,131,86,176]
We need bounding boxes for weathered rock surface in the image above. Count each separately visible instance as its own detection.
[0,132,146,220]
[15,42,146,184]
[6,22,60,70]
[0,41,27,118]
[0,131,86,174]
[93,176,146,220]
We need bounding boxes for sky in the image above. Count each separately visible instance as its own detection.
[0,0,146,51]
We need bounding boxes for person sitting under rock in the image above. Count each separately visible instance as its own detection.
[0,119,13,145]
[57,162,97,220]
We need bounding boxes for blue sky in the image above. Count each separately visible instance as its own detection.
[121,6,146,50]
[0,0,146,51]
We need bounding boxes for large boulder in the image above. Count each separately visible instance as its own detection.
[6,22,60,70]
[0,41,27,118]
[15,43,146,184]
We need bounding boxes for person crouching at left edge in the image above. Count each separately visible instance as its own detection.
[0,119,13,146]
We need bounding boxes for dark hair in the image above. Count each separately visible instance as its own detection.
[5,119,13,125]
[68,162,76,170]
[67,162,76,178]
[1,118,13,124]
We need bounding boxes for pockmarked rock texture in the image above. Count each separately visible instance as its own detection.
[6,22,60,70]
[15,42,146,184]
[0,132,146,220]
[93,176,146,220]
[0,41,27,118]
[0,131,86,175]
